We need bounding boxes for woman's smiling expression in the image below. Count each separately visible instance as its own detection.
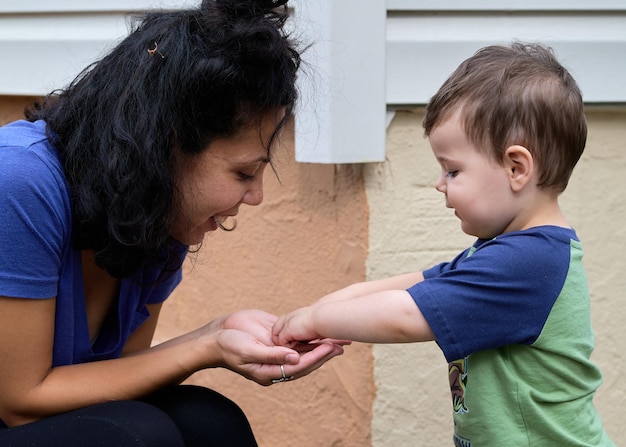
[170,111,284,245]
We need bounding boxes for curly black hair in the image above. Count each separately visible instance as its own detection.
[26,0,300,278]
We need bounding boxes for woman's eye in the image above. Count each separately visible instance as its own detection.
[238,172,256,181]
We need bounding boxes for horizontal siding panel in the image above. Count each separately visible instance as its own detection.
[0,14,128,95]
[0,40,117,96]
[0,0,196,13]
[0,14,130,40]
[386,13,626,104]
[1,3,624,105]
[386,0,626,11]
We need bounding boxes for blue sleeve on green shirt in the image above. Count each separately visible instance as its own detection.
[408,228,574,362]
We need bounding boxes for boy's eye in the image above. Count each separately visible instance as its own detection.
[446,170,459,178]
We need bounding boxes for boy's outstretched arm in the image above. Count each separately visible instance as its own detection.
[272,289,434,346]
[313,272,425,306]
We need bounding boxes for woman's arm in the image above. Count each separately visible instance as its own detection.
[0,296,341,428]
[122,303,163,355]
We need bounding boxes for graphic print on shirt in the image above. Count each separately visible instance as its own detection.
[449,356,469,414]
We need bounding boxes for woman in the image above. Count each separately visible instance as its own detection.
[0,0,344,445]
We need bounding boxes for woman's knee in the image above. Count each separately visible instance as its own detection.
[81,400,186,446]
[142,385,258,447]
[0,400,185,447]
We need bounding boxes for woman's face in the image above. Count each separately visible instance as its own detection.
[170,110,285,245]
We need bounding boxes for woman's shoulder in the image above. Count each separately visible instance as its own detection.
[0,119,48,148]
[0,120,66,192]
[0,119,71,236]
[0,121,73,299]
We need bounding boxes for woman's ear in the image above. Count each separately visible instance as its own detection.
[504,145,534,192]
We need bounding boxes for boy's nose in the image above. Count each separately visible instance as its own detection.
[434,173,446,193]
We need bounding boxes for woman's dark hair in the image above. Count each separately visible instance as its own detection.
[26,0,300,278]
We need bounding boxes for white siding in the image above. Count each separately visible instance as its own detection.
[0,1,195,13]
[0,1,196,96]
[386,5,626,104]
[0,13,129,96]
[386,0,626,11]
[1,2,623,162]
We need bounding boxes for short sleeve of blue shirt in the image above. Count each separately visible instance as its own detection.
[408,227,575,362]
[0,120,185,366]
[0,120,71,299]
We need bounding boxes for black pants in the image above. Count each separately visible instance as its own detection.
[0,385,258,447]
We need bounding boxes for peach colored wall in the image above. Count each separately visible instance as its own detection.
[0,96,374,447]
[155,138,374,447]
[0,96,34,125]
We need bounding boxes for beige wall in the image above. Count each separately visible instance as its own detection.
[2,97,623,446]
[367,109,625,446]
[365,111,471,445]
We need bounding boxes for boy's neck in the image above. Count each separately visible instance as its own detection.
[507,193,570,234]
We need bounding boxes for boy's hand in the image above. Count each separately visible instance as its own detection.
[272,306,319,347]
[273,305,354,350]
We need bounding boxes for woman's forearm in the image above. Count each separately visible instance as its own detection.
[3,328,215,427]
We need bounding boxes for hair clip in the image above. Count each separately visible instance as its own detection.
[147,42,165,59]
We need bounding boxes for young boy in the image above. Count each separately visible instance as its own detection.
[272,43,615,446]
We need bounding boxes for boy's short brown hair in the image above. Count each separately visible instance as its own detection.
[423,43,587,193]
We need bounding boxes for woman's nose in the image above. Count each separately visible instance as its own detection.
[243,178,264,206]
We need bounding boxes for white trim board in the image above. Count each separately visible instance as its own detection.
[0,1,196,13]
[386,0,626,11]
[292,0,387,163]
[386,12,626,105]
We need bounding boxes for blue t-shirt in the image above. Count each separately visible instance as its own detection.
[0,119,183,367]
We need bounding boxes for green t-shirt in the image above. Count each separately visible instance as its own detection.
[409,227,614,446]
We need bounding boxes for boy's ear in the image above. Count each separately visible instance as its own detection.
[504,145,534,192]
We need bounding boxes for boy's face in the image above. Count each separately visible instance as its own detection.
[429,111,519,239]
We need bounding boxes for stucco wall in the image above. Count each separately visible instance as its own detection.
[367,108,625,446]
[0,96,34,125]
[154,140,375,447]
